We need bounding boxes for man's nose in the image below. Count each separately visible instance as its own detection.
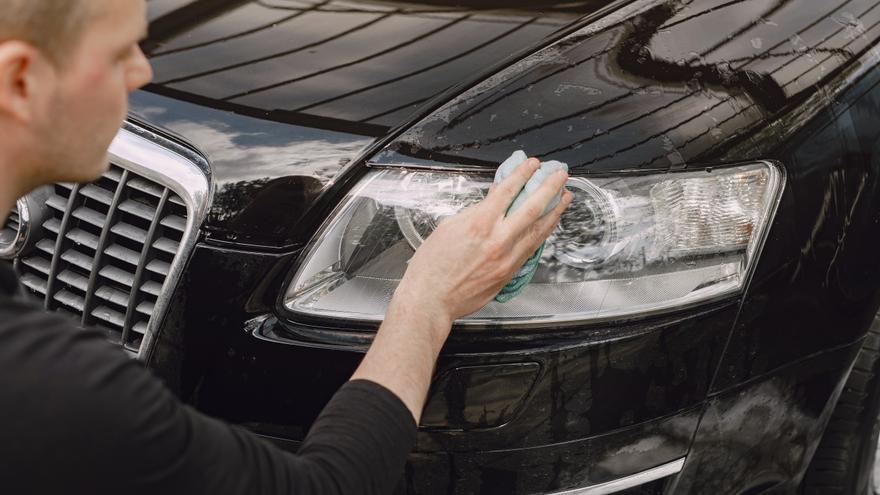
[128,47,153,91]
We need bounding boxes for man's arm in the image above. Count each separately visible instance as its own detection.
[0,304,412,495]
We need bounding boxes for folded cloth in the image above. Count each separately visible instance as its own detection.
[493,150,568,303]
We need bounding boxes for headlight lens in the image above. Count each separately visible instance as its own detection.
[283,162,782,327]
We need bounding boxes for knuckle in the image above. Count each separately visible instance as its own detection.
[528,224,544,242]
[465,217,490,238]
[483,239,507,262]
[524,204,544,219]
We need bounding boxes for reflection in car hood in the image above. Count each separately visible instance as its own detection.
[143,0,611,136]
[376,0,880,172]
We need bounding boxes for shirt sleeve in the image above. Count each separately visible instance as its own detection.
[0,302,417,495]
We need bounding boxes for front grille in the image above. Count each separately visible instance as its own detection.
[16,164,188,352]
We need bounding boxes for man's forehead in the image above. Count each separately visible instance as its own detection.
[89,0,147,37]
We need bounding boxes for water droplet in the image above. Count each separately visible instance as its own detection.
[751,38,763,49]
[554,83,603,96]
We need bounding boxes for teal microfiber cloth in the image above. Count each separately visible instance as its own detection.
[493,150,568,303]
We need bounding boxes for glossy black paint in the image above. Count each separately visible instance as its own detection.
[712,58,880,391]
[671,343,860,494]
[133,0,880,493]
[261,301,733,449]
[375,0,880,173]
[419,363,541,430]
[143,0,612,132]
[129,90,372,247]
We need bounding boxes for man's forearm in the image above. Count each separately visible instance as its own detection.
[350,292,452,424]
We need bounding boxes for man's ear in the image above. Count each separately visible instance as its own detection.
[0,41,49,124]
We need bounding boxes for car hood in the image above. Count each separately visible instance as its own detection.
[134,0,613,247]
[142,0,612,136]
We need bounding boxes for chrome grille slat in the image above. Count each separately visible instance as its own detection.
[56,269,89,292]
[91,305,126,328]
[54,289,85,312]
[45,195,68,212]
[141,281,162,297]
[94,285,130,308]
[110,223,147,244]
[99,263,135,287]
[153,238,179,255]
[64,228,99,249]
[42,218,61,234]
[21,256,51,275]
[126,177,165,198]
[146,259,170,277]
[13,124,208,357]
[35,239,55,255]
[59,250,93,273]
[136,301,155,316]
[79,185,115,206]
[19,273,47,293]
[70,207,108,229]
[132,321,148,335]
[105,243,140,266]
[118,199,157,221]
[103,168,123,182]
[160,215,186,231]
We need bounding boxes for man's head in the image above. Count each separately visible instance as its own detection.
[0,0,152,196]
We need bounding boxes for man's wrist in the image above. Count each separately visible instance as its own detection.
[387,286,453,354]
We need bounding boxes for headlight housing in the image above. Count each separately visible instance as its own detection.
[283,162,783,328]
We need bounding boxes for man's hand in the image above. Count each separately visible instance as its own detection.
[352,157,572,422]
[394,157,572,343]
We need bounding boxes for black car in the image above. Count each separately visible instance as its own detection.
[4,0,880,493]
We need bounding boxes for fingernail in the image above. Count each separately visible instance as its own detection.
[527,158,540,167]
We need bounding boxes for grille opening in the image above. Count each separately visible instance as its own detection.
[1,203,19,247]
[16,163,189,354]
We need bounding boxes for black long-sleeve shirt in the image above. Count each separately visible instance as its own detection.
[0,261,416,494]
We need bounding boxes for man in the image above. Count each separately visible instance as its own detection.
[0,1,571,494]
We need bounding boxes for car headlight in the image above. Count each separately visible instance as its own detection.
[283,161,783,327]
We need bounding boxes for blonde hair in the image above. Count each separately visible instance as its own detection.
[0,0,92,65]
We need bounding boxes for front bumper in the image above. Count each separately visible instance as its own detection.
[145,244,862,494]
